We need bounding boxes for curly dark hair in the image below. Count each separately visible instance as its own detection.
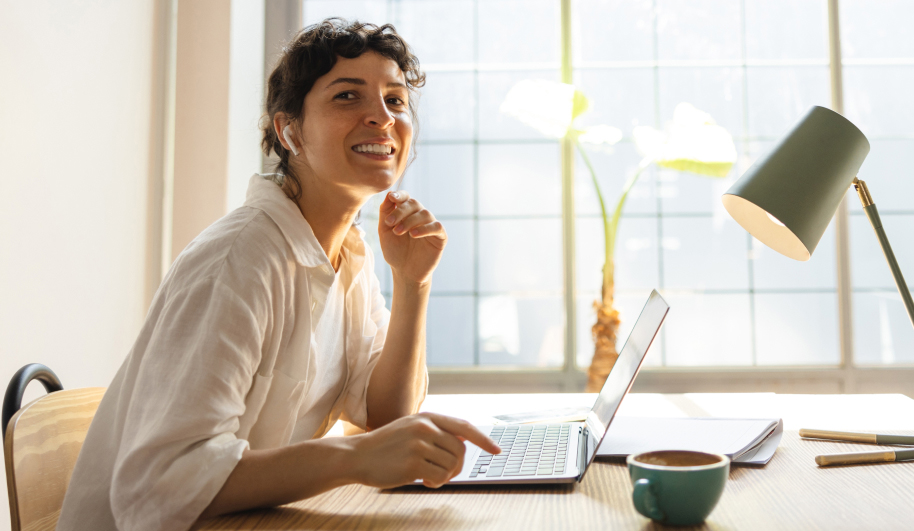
[261,18,426,201]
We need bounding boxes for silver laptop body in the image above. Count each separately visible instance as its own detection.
[444,289,669,485]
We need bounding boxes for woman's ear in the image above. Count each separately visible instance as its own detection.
[273,114,299,156]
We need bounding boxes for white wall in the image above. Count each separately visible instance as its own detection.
[0,1,157,529]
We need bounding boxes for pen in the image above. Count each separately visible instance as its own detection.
[799,429,914,446]
[815,448,914,467]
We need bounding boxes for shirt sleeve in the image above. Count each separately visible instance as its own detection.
[110,278,266,531]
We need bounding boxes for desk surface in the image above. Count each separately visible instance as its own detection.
[195,393,914,530]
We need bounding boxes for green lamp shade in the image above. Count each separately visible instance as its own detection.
[722,106,870,261]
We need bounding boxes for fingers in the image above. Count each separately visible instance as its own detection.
[389,206,433,236]
[421,440,461,478]
[416,459,453,489]
[431,429,467,466]
[407,220,447,243]
[379,190,410,218]
[380,194,447,244]
[419,412,502,455]
[380,192,428,230]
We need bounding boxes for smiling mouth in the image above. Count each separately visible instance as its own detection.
[353,143,395,155]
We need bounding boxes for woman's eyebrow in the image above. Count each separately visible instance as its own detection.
[325,78,408,90]
[326,77,365,88]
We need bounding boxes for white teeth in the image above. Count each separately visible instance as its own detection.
[355,143,392,154]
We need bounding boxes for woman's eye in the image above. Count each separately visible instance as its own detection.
[387,97,406,106]
[334,91,356,100]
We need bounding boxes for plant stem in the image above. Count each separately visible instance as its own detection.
[577,143,652,303]
[575,142,613,300]
[609,156,651,264]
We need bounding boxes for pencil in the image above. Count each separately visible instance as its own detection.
[799,429,914,446]
[815,448,914,467]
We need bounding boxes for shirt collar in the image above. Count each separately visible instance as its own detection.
[243,174,366,274]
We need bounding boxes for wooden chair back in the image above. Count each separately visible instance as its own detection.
[4,387,105,531]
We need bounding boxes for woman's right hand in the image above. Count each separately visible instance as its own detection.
[348,412,501,489]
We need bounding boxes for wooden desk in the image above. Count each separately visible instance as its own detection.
[195,393,914,530]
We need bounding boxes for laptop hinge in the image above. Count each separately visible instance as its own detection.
[576,426,589,482]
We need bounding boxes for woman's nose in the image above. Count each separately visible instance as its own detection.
[364,97,396,128]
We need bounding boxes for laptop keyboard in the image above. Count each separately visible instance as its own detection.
[470,424,571,478]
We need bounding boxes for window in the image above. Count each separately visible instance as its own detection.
[841,0,914,365]
[290,0,914,394]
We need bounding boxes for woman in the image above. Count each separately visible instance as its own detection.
[57,19,499,531]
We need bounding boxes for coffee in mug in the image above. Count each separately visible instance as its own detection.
[627,450,729,526]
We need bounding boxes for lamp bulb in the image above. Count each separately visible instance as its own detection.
[766,212,786,227]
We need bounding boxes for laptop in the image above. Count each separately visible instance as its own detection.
[444,289,669,485]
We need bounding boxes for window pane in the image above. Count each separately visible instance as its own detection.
[478,144,561,217]
[407,144,474,217]
[850,214,914,291]
[478,219,562,292]
[661,216,750,291]
[841,0,914,59]
[394,0,475,65]
[574,68,656,131]
[853,291,914,365]
[755,293,840,365]
[573,0,654,63]
[479,296,564,367]
[662,293,753,366]
[744,0,828,61]
[655,0,742,62]
[418,71,475,141]
[478,0,560,65]
[431,219,474,293]
[303,0,387,25]
[844,66,914,137]
[428,296,475,366]
[745,67,830,138]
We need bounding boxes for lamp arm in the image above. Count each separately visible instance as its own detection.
[854,178,914,329]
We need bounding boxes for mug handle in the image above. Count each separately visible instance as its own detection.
[633,478,665,521]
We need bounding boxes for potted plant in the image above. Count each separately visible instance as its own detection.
[501,80,737,391]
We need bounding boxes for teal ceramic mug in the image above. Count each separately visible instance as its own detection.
[627,450,730,526]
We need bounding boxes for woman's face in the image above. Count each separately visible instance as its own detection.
[293,51,413,197]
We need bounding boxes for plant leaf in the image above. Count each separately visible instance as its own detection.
[633,103,737,178]
[572,89,591,121]
[656,159,733,177]
[499,79,577,138]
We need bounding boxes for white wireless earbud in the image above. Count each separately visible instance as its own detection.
[282,125,300,156]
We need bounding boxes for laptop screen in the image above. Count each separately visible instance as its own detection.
[582,290,669,468]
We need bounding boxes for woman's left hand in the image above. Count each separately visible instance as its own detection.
[378,191,446,285]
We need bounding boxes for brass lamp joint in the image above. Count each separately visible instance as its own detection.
[853,177,874,207]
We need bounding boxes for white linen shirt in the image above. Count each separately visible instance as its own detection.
[57,174,412,531]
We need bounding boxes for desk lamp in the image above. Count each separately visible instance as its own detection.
[722,105,914,329]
